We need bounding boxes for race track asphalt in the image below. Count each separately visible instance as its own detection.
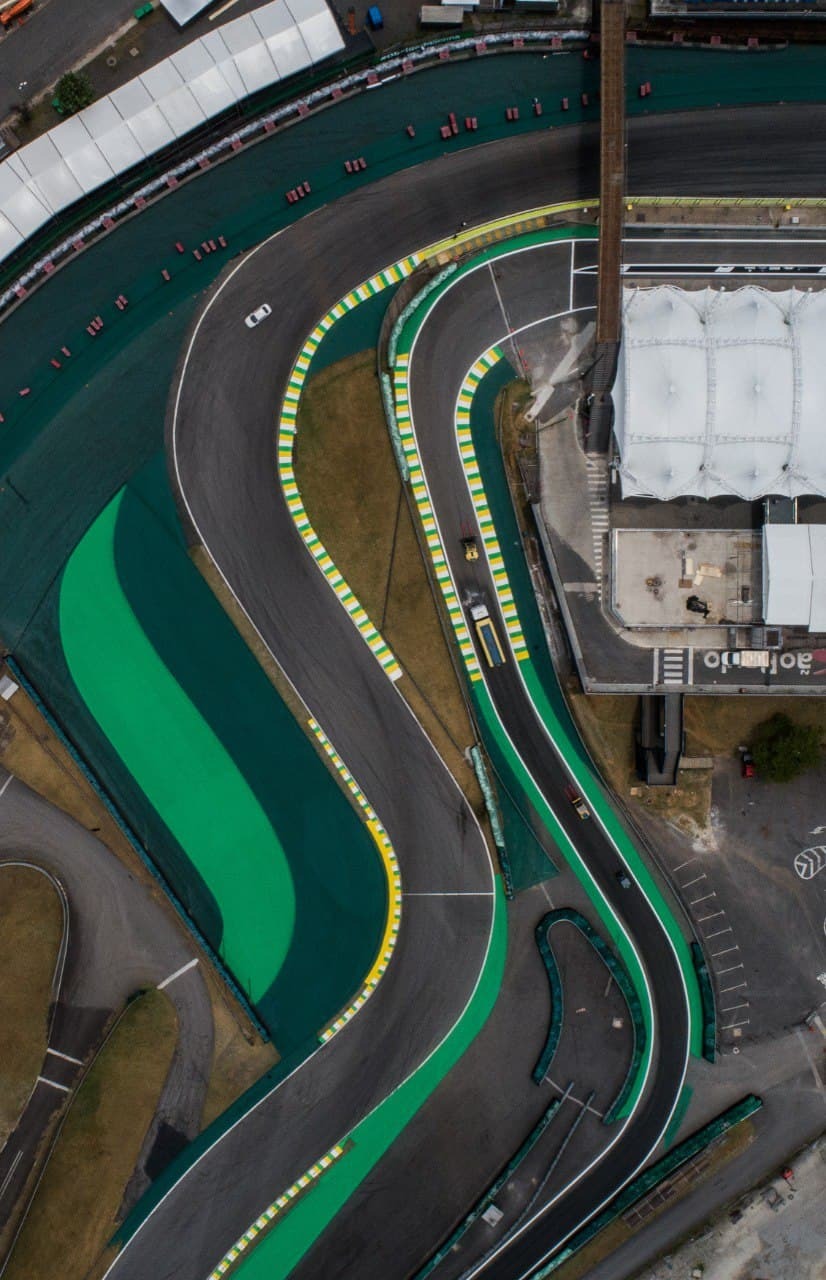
[111,104,826,1280]
[0,767,213,1256]
[403,241,688,1278]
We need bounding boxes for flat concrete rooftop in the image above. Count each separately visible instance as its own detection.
[611,529,762,631]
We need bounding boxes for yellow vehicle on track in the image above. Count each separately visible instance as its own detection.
[470,601,506,668]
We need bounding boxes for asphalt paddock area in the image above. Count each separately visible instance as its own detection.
[292,883,633,1280]
[637,756,826,1051]
[709,758,826,1038]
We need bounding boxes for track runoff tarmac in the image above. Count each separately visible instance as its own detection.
[107,105,826,1280]
[0,768,213,1255]
[394,239,690,1280]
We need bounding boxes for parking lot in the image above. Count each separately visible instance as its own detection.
[639,755,826,1051]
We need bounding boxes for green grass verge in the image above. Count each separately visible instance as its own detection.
[0,865,63,1144]
[4,989,178,1280]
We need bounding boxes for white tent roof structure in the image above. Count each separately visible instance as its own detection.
[763,524,826,632]
[0,0,343,265]
[612,286,826,501]
[161,0,217,24]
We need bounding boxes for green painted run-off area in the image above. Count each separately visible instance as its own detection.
[58,455,386,1048]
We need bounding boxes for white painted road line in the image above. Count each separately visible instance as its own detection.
[720,981,748,993]
[717,963,745,975]
[705,927,733,940]
[0,1151,22,1203]
[712,946,739,958]
[672,857,699,872]
[795,1028,825,1092]
[721,1002,750,1012]
[697,911,725,924]
[37,1075,70,1093]
[547,1080,604,1119]
[722,1017,750,1030]
[0,773,13,798]
[47,1047,82,1066]
[690,893,716,906]
[681,874,706,888]
[157,957,199,990]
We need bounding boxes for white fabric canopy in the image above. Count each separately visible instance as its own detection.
[613,286,826,500]
[161,0,214,23]
[763,524,826,632]
[0,0,343,263]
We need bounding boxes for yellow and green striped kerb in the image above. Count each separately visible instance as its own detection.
[308,718,402,1044]
[277,255,423,685]
[392,351,485,682]
[207,1142,348,1279]
[455,346,529,663]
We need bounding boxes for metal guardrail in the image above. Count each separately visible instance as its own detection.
[532,909,645,1125]
[413,1091,570,1280]
[534,1093,763,1277]
[4,657,269,1041]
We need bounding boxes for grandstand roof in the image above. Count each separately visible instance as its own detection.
[0,0,343,264]
[612,285,826,501]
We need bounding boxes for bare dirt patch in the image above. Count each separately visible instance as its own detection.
[553,1119,755,1280]
[685,696,824,760]
[0,865,63,1145]
[569,691,712,837]
[4,989,178,1280]
[0,684,275,1130]
[295,351,483,806]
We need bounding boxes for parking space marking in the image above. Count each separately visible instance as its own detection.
[0,1151,22,1204]
[46,1047,82,1066]
[721,1017,750,1030]
[675,867,750,1031]
[795,1028,825,1092]
[36,1075,70,1093]
[547,1080,604,1119]
[157,957,199,990]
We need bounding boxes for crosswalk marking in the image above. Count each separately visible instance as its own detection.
[654,647,691,686]
[585,455,609,595]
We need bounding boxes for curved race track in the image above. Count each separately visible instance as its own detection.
[0,767,213,1252]
[107,106,826,1280]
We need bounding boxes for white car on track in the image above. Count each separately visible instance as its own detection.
[245,303,272,329]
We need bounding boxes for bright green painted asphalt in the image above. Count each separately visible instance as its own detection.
[60,489,296,1003]
[388,228,703,1120]
[1,38,821,1273]
[460,281,704,1063]
[234,883,507,1280]
[58,454,387,1046]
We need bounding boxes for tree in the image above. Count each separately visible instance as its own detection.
[750,713,822,783]
[55,71,95,117]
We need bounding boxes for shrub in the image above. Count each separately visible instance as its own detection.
[750,713,822,783]
[55,71,95,116]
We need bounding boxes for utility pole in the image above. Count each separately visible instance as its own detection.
[597,0,626,345]
[588,0,626,452]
